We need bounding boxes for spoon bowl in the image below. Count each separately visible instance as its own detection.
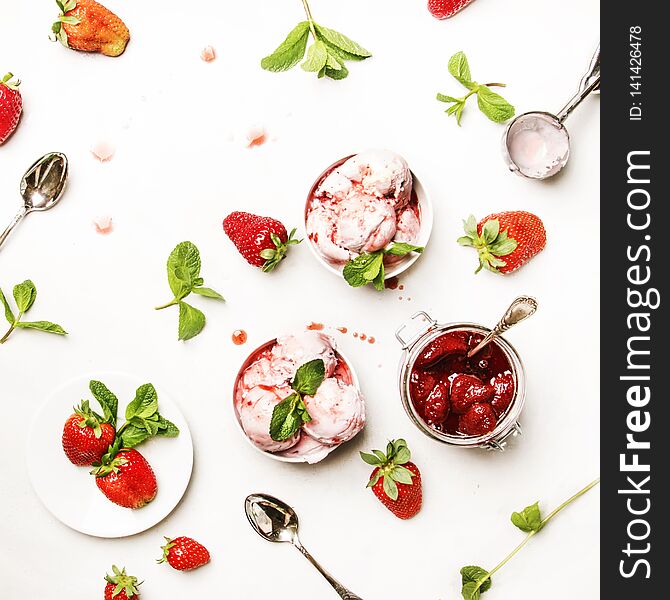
[21,152,69,211]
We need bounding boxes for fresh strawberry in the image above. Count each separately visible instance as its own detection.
[428,0,477,20]
[491,371,515,416]
[459,402,497,436]
[458,212,546,274]
[424,382,450,425]
[51,0,130,57]
[93,448,157,509]
[104,565,141,600]
[450,373,494,414]
[414,331,468,368]
[158,536,210,571]
[360,439,422,520]
[62,400,115,465]
[223,211,301,272]
[0,73,22,145]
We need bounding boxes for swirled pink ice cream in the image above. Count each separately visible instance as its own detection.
[306,150,421,265]
[234,331,365,462]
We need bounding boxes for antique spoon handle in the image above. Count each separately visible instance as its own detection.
[467,296,538,358]
[0,207,28,251]
[294,541,364,600]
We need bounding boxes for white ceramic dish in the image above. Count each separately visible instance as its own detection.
[233,339,363,463]
[304,154,434,281]
[27,372,193,538]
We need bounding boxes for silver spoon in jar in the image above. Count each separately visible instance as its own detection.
[245,493,363,600]
[468,296,538,358]
[502,44,600,180]
[0,152,69,251]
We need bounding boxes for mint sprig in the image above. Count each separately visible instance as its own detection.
[155,241,225,341]
[87,381,179,455]
[0,280,67,344]
[437,51,515,126]
[269,359,325,441]
[261,0,371,81]
[459,478,600,599]
[343,243,424,291]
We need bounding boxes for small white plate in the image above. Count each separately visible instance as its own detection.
[27,372,193,538]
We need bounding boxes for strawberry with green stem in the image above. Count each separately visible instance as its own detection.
[261,0,372,80]
[104,565,141,600]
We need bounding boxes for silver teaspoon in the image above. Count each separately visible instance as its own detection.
[467,295,538,358]
[245,493,364,600]
[0,152,69,251]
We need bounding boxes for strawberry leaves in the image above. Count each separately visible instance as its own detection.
[458,215,518,274]
[156,241,225,341]
[458,478,600,599]
[269,359,324,441]
[0,280,67,344]
[360,439,415,501]
[261,1,371,80]
[437,51,515,126]
[51,0,80,48]
[343,243,424,290]
[259,229,302,273]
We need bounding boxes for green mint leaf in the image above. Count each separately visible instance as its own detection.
[156,415,180,437]
[191,287,225,301]
[261,21,310,72]
[302,40,328,72]
[460,566,492,600]
[511,501,543,533]
[178,301,206,341]
[15,321,67,335]
[385,242,425,256]
[120,424,152,448]
[269,393,302,441]
[343,252,383,287]
[89,380,118,426]
[313,24,371,59]
[476,86,515,123]
[372,261,385,291]
[326,63,349,80]
[437,93,460,103]
[0,288,15,324]
[167,241,201,300]
[13,280,37,313]
[448,51,472,86]
[292,359,326,395]
[125,383,159,420]
[325,53,342,71]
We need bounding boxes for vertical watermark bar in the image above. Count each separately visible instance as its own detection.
[601,4,667,596]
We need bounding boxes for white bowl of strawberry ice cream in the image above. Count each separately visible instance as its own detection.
[305,150,433,280]
[233,331,365,463]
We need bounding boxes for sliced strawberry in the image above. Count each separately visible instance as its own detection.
[415,332,468,368]
[491,371,515,416]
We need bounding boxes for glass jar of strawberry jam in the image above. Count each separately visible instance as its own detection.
[396,311,525,450]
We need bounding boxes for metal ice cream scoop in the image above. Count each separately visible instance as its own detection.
[0,152,69,251]
[245,493,364,600]
[502,44,600,180]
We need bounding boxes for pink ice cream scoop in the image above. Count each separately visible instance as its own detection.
[271,331,338,381]
[307,149,420,267]
[302,378,365,445]
[238,386,300,453]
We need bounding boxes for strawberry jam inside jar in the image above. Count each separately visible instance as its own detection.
[396,312,525,450]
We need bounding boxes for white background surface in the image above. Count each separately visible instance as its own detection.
[1,1,600,598]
